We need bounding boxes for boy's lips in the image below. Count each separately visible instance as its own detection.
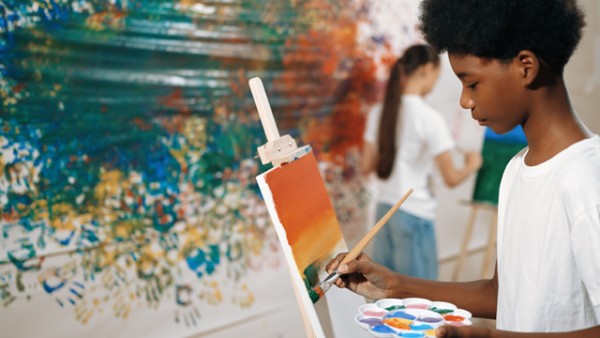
[471,111,487,125]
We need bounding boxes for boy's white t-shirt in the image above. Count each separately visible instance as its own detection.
[364,94,454,220]
[497,135,600,332]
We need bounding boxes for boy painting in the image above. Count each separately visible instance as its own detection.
[328,0,600,336]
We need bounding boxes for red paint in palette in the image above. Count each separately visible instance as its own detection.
[444,314,466,322]
[405,303,430,310]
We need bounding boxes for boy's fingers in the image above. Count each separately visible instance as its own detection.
[326,253,347,273]
[437,326,466,337]
[436,325,493,338]
[339,259,370,274]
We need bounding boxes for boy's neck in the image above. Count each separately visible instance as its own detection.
[522,77,590,166]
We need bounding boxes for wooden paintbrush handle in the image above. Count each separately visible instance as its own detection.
[340,188,413,265]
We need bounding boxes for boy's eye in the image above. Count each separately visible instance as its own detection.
[468,82,478,89]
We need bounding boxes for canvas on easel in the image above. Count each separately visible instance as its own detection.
[250,78,369,338]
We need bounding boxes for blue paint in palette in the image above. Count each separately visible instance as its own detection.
[386,310,416,320]
[398,332,425,337]
[371,325,396,334]
[410,323,433,330]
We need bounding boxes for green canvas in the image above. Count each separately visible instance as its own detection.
[472,139,527,206]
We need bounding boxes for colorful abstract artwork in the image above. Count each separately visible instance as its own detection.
[0,0,421,336]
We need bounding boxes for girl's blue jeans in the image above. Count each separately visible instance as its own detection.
[371,203,438,280]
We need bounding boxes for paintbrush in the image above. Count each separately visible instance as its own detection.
[309,188,413,303]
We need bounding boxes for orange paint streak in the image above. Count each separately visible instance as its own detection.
[158,88,191,114]
[264,152,343,272]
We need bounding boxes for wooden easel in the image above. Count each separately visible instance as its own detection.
[251,77,372,338]
[249,77,318,338]
[452,202,498,281]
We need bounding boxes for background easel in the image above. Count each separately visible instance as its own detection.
[452,201,498,281]
[452,127,527,281]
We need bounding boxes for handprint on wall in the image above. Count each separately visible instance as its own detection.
[38,266,85,307]
[174,284,200,327]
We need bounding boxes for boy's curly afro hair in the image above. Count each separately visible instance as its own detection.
[418,0,586,74]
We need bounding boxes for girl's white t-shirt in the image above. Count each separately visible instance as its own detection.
[364,94,454,220]
[497,135,600,331]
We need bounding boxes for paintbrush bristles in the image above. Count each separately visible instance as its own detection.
[309,189,413,304]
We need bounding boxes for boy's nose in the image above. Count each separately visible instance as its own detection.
[460,92,475,110]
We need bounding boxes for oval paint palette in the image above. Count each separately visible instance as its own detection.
[355,298,472,337]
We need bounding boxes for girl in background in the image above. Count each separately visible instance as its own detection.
[362,44,482,279]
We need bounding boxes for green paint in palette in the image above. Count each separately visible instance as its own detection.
[385,304,406,311]
[430,307,454,314]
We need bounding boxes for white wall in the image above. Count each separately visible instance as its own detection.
[565,0,600,134]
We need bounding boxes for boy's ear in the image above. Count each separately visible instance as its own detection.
[515,50,539,86]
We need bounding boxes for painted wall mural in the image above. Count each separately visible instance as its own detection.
[0,0,420,336]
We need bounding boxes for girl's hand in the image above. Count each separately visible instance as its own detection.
[465,151,483,171]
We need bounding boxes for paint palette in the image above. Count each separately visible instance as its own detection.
[354,298,472,337]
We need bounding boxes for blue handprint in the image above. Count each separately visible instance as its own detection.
[38,266,85,307]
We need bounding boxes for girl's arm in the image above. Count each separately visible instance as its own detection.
[435,150,482,187]
[360,141,377,175]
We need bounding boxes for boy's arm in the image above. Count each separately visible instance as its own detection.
[394,264,498,319]
[436,325,600,337]
[330,253,499,319]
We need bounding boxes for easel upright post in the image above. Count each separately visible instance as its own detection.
[249,77,299,167]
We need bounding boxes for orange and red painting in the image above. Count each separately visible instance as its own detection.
[258,149,346,291]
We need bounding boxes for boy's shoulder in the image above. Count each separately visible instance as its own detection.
[504,136,600,182]
[558,135,600,184]
[562,135,600,166]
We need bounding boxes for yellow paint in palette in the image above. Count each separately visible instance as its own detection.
[383,317,412,330]
[425,329,436,337]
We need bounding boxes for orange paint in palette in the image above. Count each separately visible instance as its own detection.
[443,314,466,322]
